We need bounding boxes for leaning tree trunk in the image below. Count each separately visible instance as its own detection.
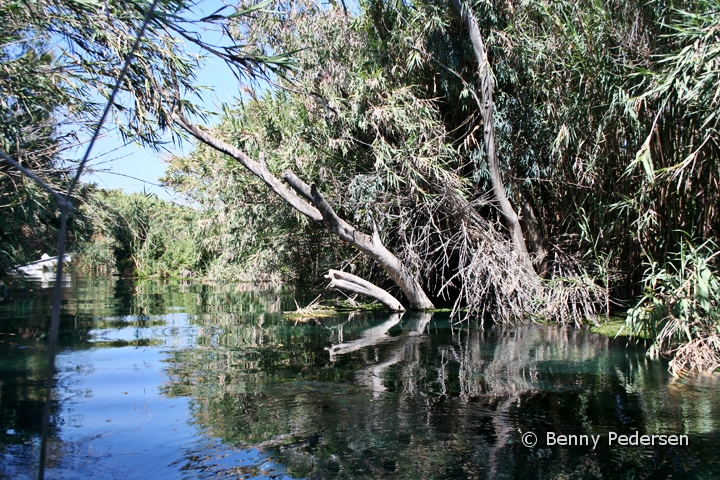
[450,0,535,275]
[171,113,434,310]
[281,171,433,309]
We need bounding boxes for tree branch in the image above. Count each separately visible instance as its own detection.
[173,114,435,309]
[283,171,435,309]
[325,269,405,311]
[171,113,323,221]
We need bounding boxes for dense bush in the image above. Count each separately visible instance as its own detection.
[626,241,720,375]
[73,190,202,278]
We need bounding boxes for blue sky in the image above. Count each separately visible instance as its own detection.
[80,1,246,201]
[83,59,240,200]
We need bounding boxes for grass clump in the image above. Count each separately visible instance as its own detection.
[590,317,631,338]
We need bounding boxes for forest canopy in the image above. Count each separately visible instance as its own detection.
[1,0,719,375]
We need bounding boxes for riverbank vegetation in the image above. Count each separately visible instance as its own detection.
[1,0,718,374]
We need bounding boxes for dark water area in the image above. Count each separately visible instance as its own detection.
[0,275,718,479]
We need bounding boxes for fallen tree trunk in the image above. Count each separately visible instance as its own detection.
[171,113,434,310]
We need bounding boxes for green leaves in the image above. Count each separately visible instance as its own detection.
[628,137,656,184]
[77,189,202,277]
[695,258,718,313]
[226,0,274,19]
[626,240,720,374]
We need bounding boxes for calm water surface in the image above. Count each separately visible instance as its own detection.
[0,275,718,479]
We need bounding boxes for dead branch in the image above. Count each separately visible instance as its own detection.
[325,269,405,311]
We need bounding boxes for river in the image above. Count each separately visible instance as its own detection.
[0,275,718,478]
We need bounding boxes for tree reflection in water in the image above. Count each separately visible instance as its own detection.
[2,277,718,478]
[163,308,720,479]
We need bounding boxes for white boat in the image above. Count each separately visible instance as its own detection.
[11,253,72,276]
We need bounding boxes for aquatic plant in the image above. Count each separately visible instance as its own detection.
[73,189,202,278]
[626,241,720,375]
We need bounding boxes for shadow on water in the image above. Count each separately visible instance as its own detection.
[0,275,718,478]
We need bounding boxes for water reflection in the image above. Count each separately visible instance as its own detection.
[0,276,718,479]
[162,307,720,478]
[0,275,300,478]
[327,312,403,360]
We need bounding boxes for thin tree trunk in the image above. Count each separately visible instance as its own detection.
[171,113,434,310]
[517,189,550,277]
[450,0,535,274]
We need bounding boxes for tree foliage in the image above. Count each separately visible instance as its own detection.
[74,189,201,277]
[167,0,605,321]
[0,0,289,270]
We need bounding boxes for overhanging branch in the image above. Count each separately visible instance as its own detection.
[172,114,434,310]
[171,113,323,221]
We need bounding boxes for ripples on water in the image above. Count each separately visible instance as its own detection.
[0,276,718,479]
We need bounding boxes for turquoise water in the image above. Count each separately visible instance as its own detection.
[0,275,718,479]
